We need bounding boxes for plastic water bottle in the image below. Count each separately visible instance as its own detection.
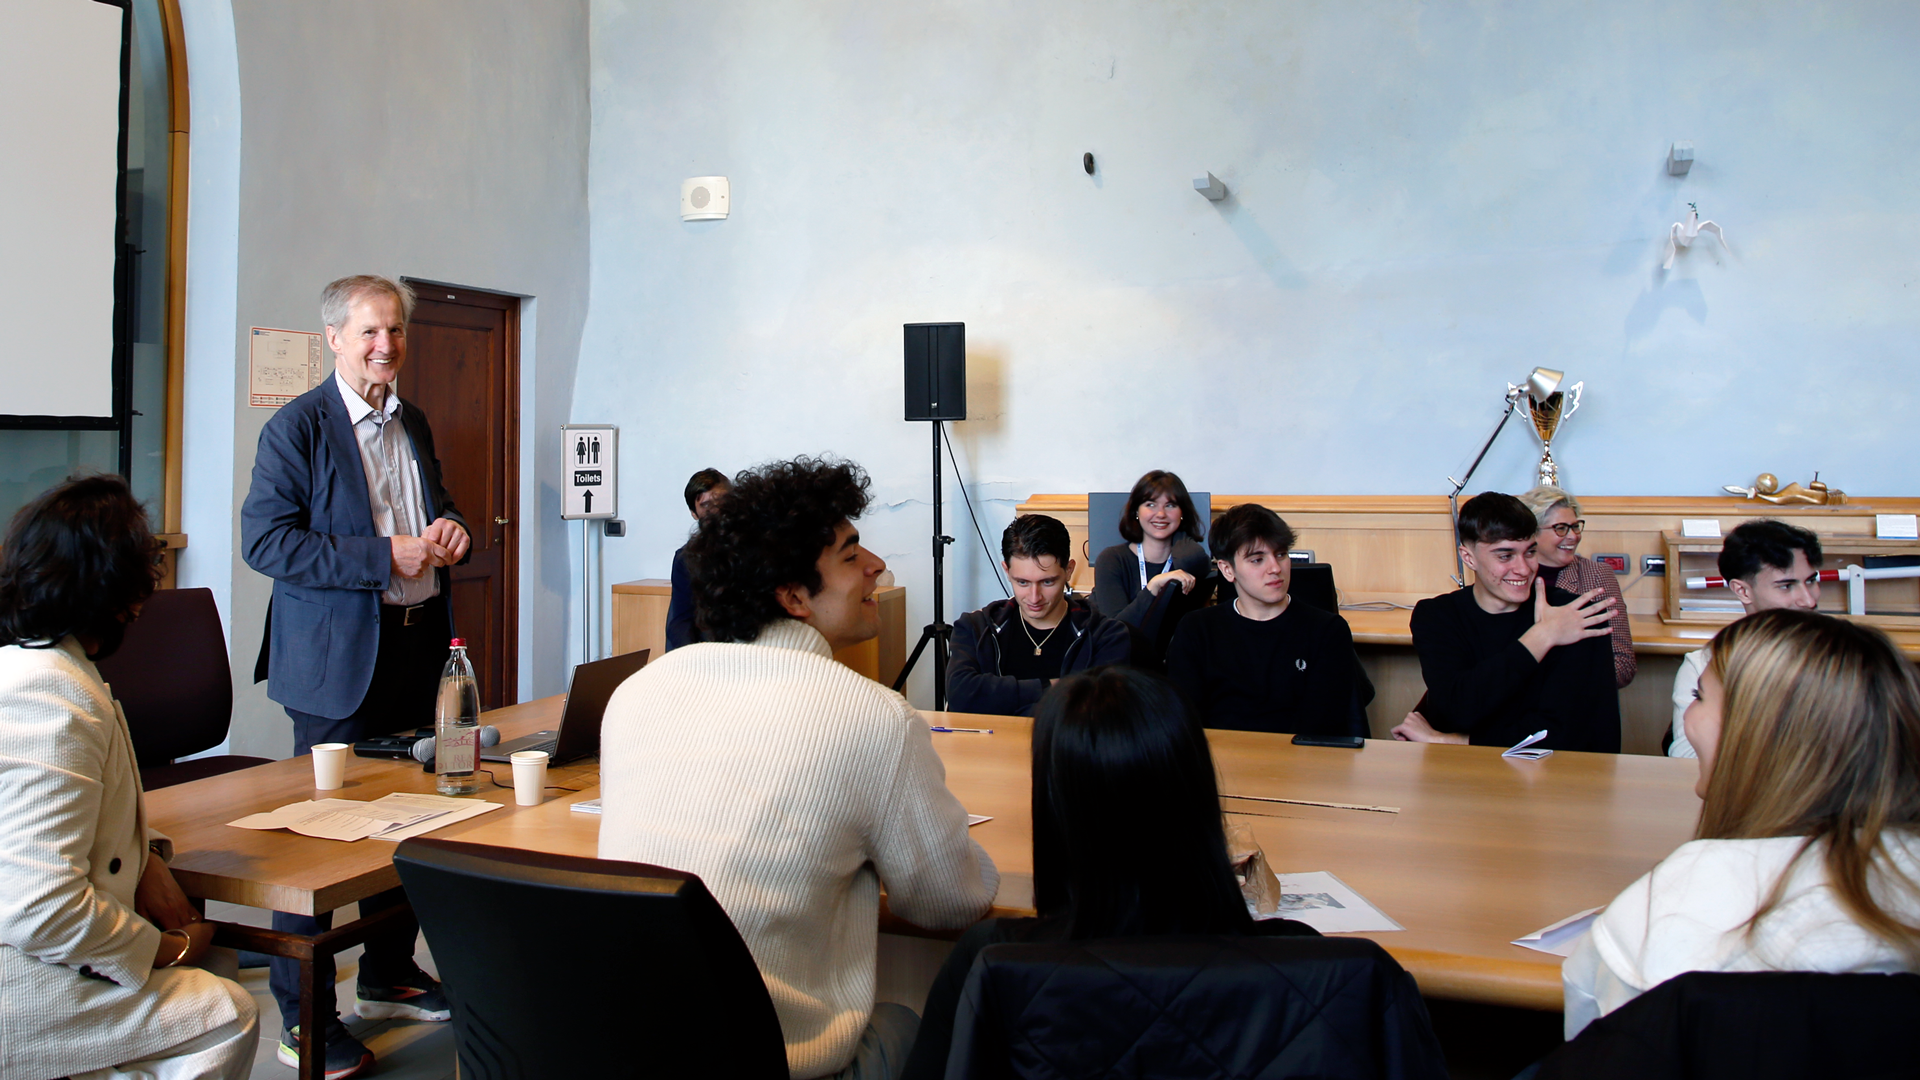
[435,638,482,795]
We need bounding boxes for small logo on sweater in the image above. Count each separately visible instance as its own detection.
[1296,659,1307,671]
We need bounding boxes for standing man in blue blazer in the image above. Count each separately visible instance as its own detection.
[242,274,467,1078]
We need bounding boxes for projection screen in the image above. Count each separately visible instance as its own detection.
[0,0,123,419]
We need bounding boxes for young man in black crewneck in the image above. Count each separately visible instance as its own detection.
[1166,503,1363,735]
[1395,491,1620,752]
[947,514,1132,716]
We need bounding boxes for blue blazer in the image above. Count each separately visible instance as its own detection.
[241,379,466,720]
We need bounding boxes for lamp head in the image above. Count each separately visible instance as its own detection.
[1525,367,1563,401]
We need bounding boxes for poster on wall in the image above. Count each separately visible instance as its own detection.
[249,327,325,408]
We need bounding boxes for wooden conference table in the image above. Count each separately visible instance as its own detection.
[148,695,1702,1053]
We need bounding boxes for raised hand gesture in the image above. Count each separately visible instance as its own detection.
[1519,579,1612,662]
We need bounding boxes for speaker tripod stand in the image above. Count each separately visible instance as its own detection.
[893,420,954,708]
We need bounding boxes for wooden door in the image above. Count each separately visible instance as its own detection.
[402,285,519,708]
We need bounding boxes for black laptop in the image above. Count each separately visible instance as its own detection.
[482,648,650,765]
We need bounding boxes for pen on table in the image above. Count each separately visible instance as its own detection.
[930,726,994,734]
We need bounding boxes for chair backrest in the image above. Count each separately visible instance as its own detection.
[1538,970,1920,1080]
[949,934,1447,1080]
[1085,490,1214,562]
[1290,562,1338,614]
[94,586,232,766]
[393,837,789,1080]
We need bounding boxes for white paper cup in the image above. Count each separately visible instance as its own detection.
[510,750,549,806]
[312,743,349,790]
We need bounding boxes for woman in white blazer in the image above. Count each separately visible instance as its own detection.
[0,476,257,1080]
[1563,608,1920,1038]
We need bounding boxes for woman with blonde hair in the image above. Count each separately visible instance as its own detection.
[1516,485,1635,687]
[1562,608,1920,1037]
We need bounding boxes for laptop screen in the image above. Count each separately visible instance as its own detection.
[550,648,651,762]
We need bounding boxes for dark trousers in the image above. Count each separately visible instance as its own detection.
[269,598,451,1031]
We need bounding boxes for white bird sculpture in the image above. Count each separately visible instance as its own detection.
[1663,202,1727,270]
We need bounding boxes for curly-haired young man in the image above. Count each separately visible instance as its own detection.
[598,456,998,1080]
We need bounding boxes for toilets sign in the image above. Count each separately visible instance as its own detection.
[562,425,617,519]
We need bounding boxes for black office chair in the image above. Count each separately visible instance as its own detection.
[947,934,1448,1079]
[1534,970,1920,1080]
[392,838,788,1080]
[1286,562,1376,736]
[94,587,272,788]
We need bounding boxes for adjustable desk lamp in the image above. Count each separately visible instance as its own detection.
[1445,367,1563,587]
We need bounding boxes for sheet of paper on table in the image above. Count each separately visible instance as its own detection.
[1254,871,1403,933]
[967,814,991,826]
[1503,729,1553,761]
[1511,907,1604,956]
[368,793,502,841]
[229,793,499,842]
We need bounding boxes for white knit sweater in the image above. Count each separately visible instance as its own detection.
[597,619,999,1078]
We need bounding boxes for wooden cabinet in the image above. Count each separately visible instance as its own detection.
[611,579,909,686]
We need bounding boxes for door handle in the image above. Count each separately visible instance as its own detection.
[495,517,512,525]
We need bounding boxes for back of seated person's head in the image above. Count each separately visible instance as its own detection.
[1032,666,1252,938]
[683,456,869,643]
[1699,609,1920,960]
[683,467,732,518]
[1718,519,1824,583]
[1002,514,1072,568]
[1454,492,1537,547]
[1118,470,1205,544]
[1209,503,1295,562]
[0,474,158,659]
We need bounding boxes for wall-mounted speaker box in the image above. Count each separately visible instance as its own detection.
[904,322,966,421]
[681,176,729,220]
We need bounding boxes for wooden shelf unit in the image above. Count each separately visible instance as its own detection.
[1663,530,1920,630]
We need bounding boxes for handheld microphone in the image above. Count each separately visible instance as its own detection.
[411,724,501,763]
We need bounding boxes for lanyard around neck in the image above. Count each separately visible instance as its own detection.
[1138,541,1174,588]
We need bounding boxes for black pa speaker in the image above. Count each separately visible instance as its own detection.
[904,322,966,421]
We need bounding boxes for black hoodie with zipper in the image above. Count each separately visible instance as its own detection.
[947,596,1134,716]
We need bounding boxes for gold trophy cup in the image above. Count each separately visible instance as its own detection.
[1523,380,1582,487]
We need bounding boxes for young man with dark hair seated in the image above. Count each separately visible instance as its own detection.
[665,467,732,651]
[598,456,997,1080]
[1166,503,1364,736]
[1668,519,1823,758]
[1394,491,1619,752]
[948,514,1132,717]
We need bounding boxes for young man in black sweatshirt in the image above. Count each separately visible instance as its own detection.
[1166,503,1364,735]
[1395,491,1620,752]
[947,514,1132,716]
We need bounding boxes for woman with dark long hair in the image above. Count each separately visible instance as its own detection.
[0,476,258,1079]
[1563,608,1920,1037]
[1091,470,1216,665]
[901,666,1315,1078]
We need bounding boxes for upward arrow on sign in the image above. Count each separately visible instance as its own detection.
[583,489,593,513]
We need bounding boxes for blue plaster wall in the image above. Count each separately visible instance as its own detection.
[577,0,1919,704]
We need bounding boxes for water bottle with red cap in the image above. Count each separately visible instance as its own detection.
[435,638,482,795]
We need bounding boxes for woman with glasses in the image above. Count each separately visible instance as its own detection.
[1518,486,1635,687]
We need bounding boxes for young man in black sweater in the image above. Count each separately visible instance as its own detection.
[948,514,1133,716]
[1395,491,1620,752]
[1166,503,1364,735]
